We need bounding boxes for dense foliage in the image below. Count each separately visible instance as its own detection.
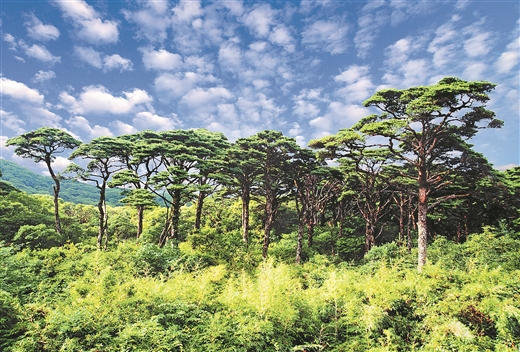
[1,78,518,349]
[0,224,519,351]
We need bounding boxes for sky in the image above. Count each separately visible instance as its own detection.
[1,0,519,175]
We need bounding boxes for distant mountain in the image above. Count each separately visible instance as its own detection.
[0,159,124,206]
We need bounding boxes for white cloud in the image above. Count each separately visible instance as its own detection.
[20,42,61,63]
[496,36,519,74]
[60,86,153,115]
[122,0,171,43]
[354,7,388,59]
[66,115,114,139]
[55,0,119,44]
[242,4,276,38]
[74,46,132,71]
[110,120,139,135]
[1,77,44,104]
[155,72,217,100]
[1,110,26,134]
[218,41,242,71]
[462,62,487,81]
[302,19,349,54]
[464,32,491,57]
[180,87,234,113]
[74,46,102,68]
[25,14,60,41]
[334,65,374,103]
[172,0,202,23]
[141,47,183,71]
[24,106,62,127]
[268,25,294,52]
[32,70,56,83]
[104,54,133,72]
[235,91,285,129]
[132,112,179,131]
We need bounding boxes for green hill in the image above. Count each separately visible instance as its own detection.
[0,159,123,206]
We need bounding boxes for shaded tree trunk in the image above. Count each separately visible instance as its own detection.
[97,184,107,249]
[136,205,144,240]
[194,191,206,230]
[241,186,250,245]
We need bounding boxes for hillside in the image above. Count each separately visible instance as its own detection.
[0,160,123,206]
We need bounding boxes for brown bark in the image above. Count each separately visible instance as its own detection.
[136,205,144,240]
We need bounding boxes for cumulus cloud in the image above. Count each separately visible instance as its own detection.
[141,47,183,71]
[123,0,171,43]
[292,88,326,118]
[1,110,26,134]
[25,106,62,127]
[25,14,60,41]
[334,65,374,103]
[104,54,133,72]
[32,70,56,83]
[1,77,44,104]
[109,121,138,135]
[242,3,276,38]
[180,87,234,116]
[60,86,153,115]
[218,41,242,72]
[132,112,180,131]
[66,115,114,139]
[55,0,118,44]
[74,46,102,68]
[302,18,349,54]
[74,46,133,71]
[172,0,202,23]
[154,72,217,100]
[268,25,295,52]
[20,42,61,63]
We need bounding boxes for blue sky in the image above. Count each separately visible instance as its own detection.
[1,0,519,175]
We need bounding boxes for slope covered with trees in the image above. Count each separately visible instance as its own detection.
[0,160,124,206]
[1,77,519,350]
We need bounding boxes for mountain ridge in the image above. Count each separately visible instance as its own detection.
[0,159,123,206]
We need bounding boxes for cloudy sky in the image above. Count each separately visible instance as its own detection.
[1,0,519,174]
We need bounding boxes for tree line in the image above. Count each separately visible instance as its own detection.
[6,77,518,271]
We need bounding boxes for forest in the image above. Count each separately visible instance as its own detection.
[1,77,519,350]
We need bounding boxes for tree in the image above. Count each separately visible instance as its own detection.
[218,139,263,245]
[67,136,131,249]
[310,131,394,254]
[249,131,300,259]
[6,128,81,235]
[110,131,163,239]
[354,77,503,270]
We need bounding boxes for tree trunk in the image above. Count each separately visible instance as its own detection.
[171,189,182,241]
[97,184,107,249]
[241,187,250,245]
[158,209,172,247]
[263,189,275,259]
[46,159,62,236]
[194,191,206,230]
[365,221,376,254]
[136,205,144,240]
[417,186,428,271]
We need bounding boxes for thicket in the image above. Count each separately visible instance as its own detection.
[1,222,519,351]
[0,188,519,351]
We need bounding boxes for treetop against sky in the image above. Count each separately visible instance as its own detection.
[1,0,518,175]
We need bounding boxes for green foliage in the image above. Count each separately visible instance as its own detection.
[1,226,518,351]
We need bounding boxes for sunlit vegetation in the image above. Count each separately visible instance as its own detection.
[1,78,519,350]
